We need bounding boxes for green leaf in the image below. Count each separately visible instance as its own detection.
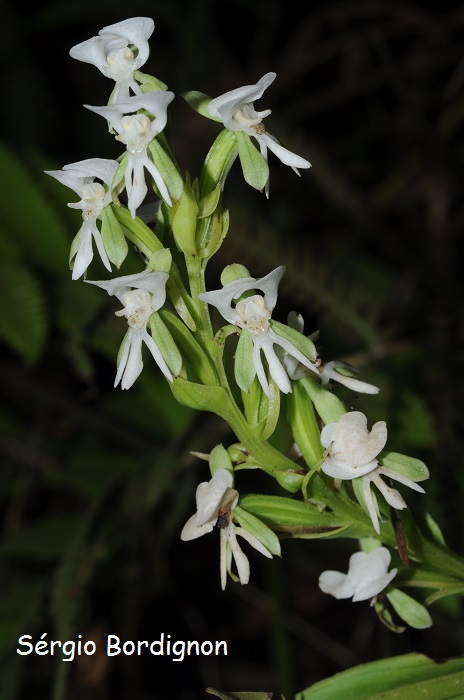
[296,653,464,700]
[207,691,273,700]
[236,131,269,191]
[0,262,47,364]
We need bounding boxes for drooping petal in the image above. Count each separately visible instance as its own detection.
[223,525,251,585]
[256,132,311,172]
[115,328,144,389]
[141,328,173,382]
[321,361,379,395]
[235,527,273,559]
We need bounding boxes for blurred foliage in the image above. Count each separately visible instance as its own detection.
[0,0,463,699]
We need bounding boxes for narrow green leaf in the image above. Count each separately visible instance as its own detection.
[296,653,464,700]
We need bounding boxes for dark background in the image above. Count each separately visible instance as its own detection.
[0,1,463,698]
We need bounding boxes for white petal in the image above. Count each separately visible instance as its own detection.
[141,328,173,382]
[258,338,292,394]
[318,570,353,599]
[71,225,94,280]
[194,469,234,526]
[322,362,379,395]
[370,472,407,511]
[252,341,271,398]
[377,467,426,493]
[224,525,250,585]
[257,132,311,172]
[235,527,273,559]
[180,512,215,541]
[208,72,276,125]
[362,475,381,534]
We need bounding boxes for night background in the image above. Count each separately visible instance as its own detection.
[0,0,463,698]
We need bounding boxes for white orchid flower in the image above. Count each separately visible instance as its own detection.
[319,547,397,602]
[198,267,318,397]
[46,158,119,279]
[69,17,155,101]
[283,312,379,394]
[181,469,273,590]
[85,91,174,215]
[208,72,311,194]
[86,269,172,389]
[320,411,387,480]
[321,411,426,533]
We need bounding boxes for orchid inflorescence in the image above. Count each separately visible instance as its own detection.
[47,16,464,632]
